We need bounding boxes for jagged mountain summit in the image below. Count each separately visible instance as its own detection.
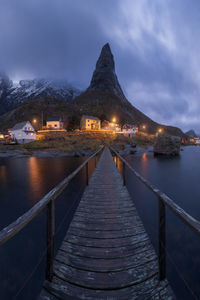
[0,75,81,115]
[0,43,185,137]
[75,43,185,136]
[185,129,198,137]
[88,43,127,102]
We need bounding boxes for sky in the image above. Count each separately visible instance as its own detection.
[0,0,200,132]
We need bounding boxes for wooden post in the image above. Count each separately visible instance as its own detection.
[86,162,89,185]
[158,197,166,280]
[116,156,118,168]
[123,162,126,185]
[94,156,96,168]
[46,199,55,281]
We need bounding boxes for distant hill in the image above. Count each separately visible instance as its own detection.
[0,43,185,137]
[185,129,198,137]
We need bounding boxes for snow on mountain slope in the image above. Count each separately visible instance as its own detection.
[0,76,81,115]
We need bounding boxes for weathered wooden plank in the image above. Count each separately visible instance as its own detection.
[55,249,157,272]
[64,232,149,248]
[67,226,145,239]
[59,239,151,259]
[70,219,141,231]
[43,275,161,300]
[72,215,139,225]
[53,260,158,289]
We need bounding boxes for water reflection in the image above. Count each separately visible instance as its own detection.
[0,165,7,187]
[0,155,87,300]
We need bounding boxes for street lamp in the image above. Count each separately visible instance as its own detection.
[142,125,146,130]
[158,128,163,133]
[33,119,37,124]
[112,117,116,123]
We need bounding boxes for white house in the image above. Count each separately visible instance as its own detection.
[122,124,138,138]
[9,121,36,144]
[46,117,64,130]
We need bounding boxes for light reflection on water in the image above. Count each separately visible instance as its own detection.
[0,155,92,300]
[124,146,200,300]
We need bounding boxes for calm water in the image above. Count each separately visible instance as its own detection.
[0,155,97,300]
[0,147,200,299]
[122,146,200,300]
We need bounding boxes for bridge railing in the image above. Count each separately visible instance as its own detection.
[111,147,200,281]
[0,146,104,282]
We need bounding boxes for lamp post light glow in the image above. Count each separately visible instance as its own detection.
[158,128,163,133]
[112,117,116,123]
[33,119,37,124]
[142,125,146,130]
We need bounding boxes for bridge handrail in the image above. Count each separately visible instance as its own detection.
[111,147,200,235]
[111,146,200,281]
[0,146,103,247]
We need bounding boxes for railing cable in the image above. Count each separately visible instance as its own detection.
[13,184,83,300]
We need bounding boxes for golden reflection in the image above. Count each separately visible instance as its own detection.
[141,152,148,176]
[0,165,7,186]
[28,157,44,202]
[142,153,147,161]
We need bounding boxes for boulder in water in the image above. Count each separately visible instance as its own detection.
[154,134,180,156]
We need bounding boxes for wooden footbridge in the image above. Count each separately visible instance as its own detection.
[1,146,200,299]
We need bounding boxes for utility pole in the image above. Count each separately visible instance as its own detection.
[41,111,44,129]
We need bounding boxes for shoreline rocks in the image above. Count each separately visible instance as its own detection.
[154,134,180,156]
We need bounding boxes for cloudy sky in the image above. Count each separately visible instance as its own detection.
[0,0,200,132]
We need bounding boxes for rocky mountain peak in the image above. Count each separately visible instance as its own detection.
[88,43,127,102]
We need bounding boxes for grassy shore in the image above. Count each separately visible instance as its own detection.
[0,132,154,155]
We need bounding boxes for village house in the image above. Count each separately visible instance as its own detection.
[9,121,36,144]
[194,137,200,144]
[46,117,64,130]
[102,120,121,132]
[80,115,101,130]
[122,124,138,137]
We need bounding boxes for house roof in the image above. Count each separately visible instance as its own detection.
[123,124,136,129]
[11,121,31,131]
[82,115,100,121]
[46,116,61,121]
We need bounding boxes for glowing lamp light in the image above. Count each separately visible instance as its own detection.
[142,125,146,129]
[33,119,37,124]
[112,117,116,123]
[158,128,163,133]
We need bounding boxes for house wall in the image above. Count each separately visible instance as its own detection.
[10,129,36,143]
[123,128,136,137]
[80,118,101,130]
[46,121,62,129]
[10,122,36,144]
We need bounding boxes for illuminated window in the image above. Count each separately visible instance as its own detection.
[18,133,21,136]
[31,133,34,136]
[29,127,32,130]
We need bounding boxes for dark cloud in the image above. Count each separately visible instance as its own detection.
[0,0,200,131]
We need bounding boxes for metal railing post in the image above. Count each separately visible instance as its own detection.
[158,196,166,280]
[86,162,89,185]
[46,199,55,281]
[123,162,126,185]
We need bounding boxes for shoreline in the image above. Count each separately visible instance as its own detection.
[0,145,153,159]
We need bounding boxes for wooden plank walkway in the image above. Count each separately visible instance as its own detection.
[39,148,174,299]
